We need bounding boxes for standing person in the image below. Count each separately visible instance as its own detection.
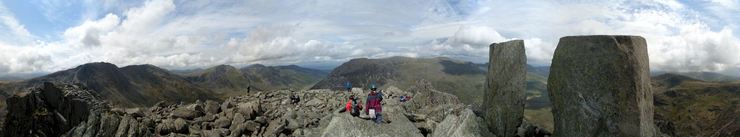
[365,84,383,124]
[344,81,352,92]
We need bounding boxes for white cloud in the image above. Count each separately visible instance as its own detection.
[63,13,121,47]
[462,0,740,73]
[0,0,739,76]
[0,2,32,45]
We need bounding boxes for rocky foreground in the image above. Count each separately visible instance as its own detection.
[0,81,548,137]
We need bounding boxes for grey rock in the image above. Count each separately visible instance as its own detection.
[201,130,221,137]
[406,80,462,118]
[433,109,493,137]
[321,113,423,137]
[548,35,655,137]
[99,113,122,136]
[2,83,94,137]
[172,107,204,120]
[254,116,267,125]
[244,121,260,132]
[214,128,231,137]
[229,123,247,136]
[236,101,260,120]
[204,100,220,114]
[174,118,188,134]
[484,39,527,137]
[157,118,188,134]
[230,113,246,129]
[156,118,175,134]
[220,100,234,113]
[124,108,145,117]
[305,98,324,107]
[115,115,133,137]
[214,117,232,128]
[124,117,140,137]
[516,121,552,137]
[263,119,286,137]
[285,118,301,130]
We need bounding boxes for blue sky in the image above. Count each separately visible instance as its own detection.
[0,0,739,76]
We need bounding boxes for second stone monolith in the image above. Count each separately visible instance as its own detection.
[548,35,655,137]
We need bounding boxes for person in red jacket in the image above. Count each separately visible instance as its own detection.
[365,85,383,124]
[343,95,362,117]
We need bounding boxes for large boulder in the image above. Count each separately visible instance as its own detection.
[171,106,204,120]
[321,113,424,137]
[548,35,655,136]
[204,100,220,114]
[432,109,493,137]
[236,101,261,119]
[484,40,527,137]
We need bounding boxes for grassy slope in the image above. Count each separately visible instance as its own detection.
[653,79,740,136]
[394,58,486,105]
[241,65,327,91]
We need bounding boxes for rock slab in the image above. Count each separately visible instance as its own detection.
[484,40,527,137]
[548,35,655,137]
[432,109,492,137]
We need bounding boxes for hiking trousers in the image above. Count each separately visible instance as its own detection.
[374,113,383,124]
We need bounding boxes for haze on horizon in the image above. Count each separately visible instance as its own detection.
[0,0,739,77]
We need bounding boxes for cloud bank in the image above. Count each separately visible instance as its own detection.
[0,0,738,76]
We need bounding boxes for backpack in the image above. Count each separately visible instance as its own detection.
[377,91,384,101]
[351,99,359,113]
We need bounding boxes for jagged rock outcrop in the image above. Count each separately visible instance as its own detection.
[395,80,493,137]
[3,82,104,137]
[3,80,491,137]
[548,35,656,136]
[484,40,527,137]
[24,63,214,107]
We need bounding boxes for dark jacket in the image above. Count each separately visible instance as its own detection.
[365,91,382,113]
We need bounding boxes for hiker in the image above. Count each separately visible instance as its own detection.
[365,84,383,124]
[344,81,352,92]
[290,94,300,104]
[400,95,412,102]
[341,95,363,117]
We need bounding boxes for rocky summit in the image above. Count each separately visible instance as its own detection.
[2,80,540,137]
[484,40,527,137]
[548,35,656,137]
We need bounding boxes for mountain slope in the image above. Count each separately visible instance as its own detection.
[120,64,213,104]
[312,57,486,105]
[676,72,740,82]
[651,73,740,137]
[240,64,328,90]
[26,63,150,106]
[313,57,551,106]
[23,62,215,107]
[184,65,251,94]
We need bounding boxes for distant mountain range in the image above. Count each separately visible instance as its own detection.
[652,71,740,82]
[0,63,327,107]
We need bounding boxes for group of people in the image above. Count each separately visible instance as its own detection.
[342,82,385,124]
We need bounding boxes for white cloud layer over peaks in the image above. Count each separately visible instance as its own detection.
[0,0,739,76]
